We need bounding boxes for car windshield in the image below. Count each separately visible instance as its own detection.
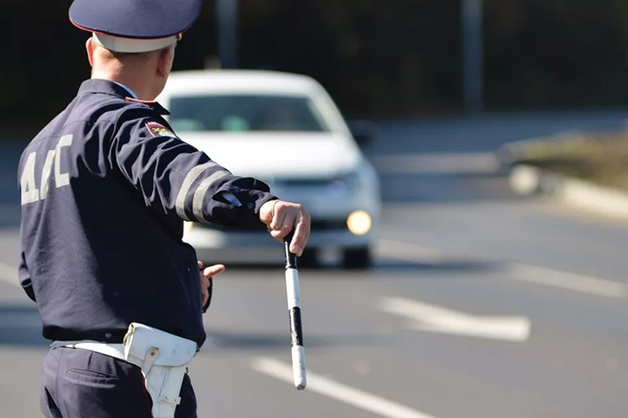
[168,94,331,133]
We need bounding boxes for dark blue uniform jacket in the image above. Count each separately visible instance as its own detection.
[17,79,275,346]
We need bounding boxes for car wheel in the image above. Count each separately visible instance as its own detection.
[298,248,319,269]
[342,247,371,269]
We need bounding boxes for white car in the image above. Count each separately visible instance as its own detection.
[158,69,381,268]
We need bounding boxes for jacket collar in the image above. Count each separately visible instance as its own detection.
[78,79,170,115]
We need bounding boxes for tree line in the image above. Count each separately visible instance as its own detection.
[3,0,628,135]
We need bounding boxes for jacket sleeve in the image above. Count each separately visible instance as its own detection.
[110,108,276,227]
[19,250,36,302]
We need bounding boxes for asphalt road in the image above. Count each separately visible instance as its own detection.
[1,110,628,417]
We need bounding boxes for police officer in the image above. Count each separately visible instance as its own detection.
[17,0,310,417]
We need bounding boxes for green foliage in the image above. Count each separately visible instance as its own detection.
[3,0,628,133]
[220,0,462,117]
[484,0,628,109]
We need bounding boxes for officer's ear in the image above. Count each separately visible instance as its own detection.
[156,45,175,78]
[86,37,96,67]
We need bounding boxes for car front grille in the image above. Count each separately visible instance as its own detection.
[278,179,329,187]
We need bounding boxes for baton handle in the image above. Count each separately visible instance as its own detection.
[284,235,298,269]
[284,235,306,390]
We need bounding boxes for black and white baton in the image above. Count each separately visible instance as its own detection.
[284,236,307,390]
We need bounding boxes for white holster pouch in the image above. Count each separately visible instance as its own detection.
[123,323,198,418]
[67,323,198,418]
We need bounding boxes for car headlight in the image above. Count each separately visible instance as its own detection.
[328,171,361,196]
[347,210,372,235]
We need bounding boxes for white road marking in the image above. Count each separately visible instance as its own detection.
[251,357,439,418]
[0,262,18,286]
[377,239,627,298]
[375,239,451,263]
[506,263,627,299]
[379,297,530,342]
[370,152,499,175]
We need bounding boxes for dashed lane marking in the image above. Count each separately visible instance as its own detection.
[379,296,531,342]
[252,357,439,418]
[505,262,626,299]
[376,239,627,299]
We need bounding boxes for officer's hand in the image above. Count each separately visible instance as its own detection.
[259,199,310,256]
[197,261,225,310]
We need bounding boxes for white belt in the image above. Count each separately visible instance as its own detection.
[65,342,131,363]
[63,323,198,418]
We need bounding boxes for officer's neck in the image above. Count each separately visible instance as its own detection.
[91,70,160,101]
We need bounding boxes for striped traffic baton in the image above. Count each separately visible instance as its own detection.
[284,236,307,390]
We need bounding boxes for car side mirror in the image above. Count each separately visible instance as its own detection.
[347,120,378,146]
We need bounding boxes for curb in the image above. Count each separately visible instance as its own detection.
[508,164,628,220]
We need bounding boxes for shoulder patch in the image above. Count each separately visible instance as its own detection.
[146,122,175,137]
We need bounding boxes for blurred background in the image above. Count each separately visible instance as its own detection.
[4,0,628,131]
[2,1,628,417]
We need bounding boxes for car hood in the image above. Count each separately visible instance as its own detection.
[178,132,361,178]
